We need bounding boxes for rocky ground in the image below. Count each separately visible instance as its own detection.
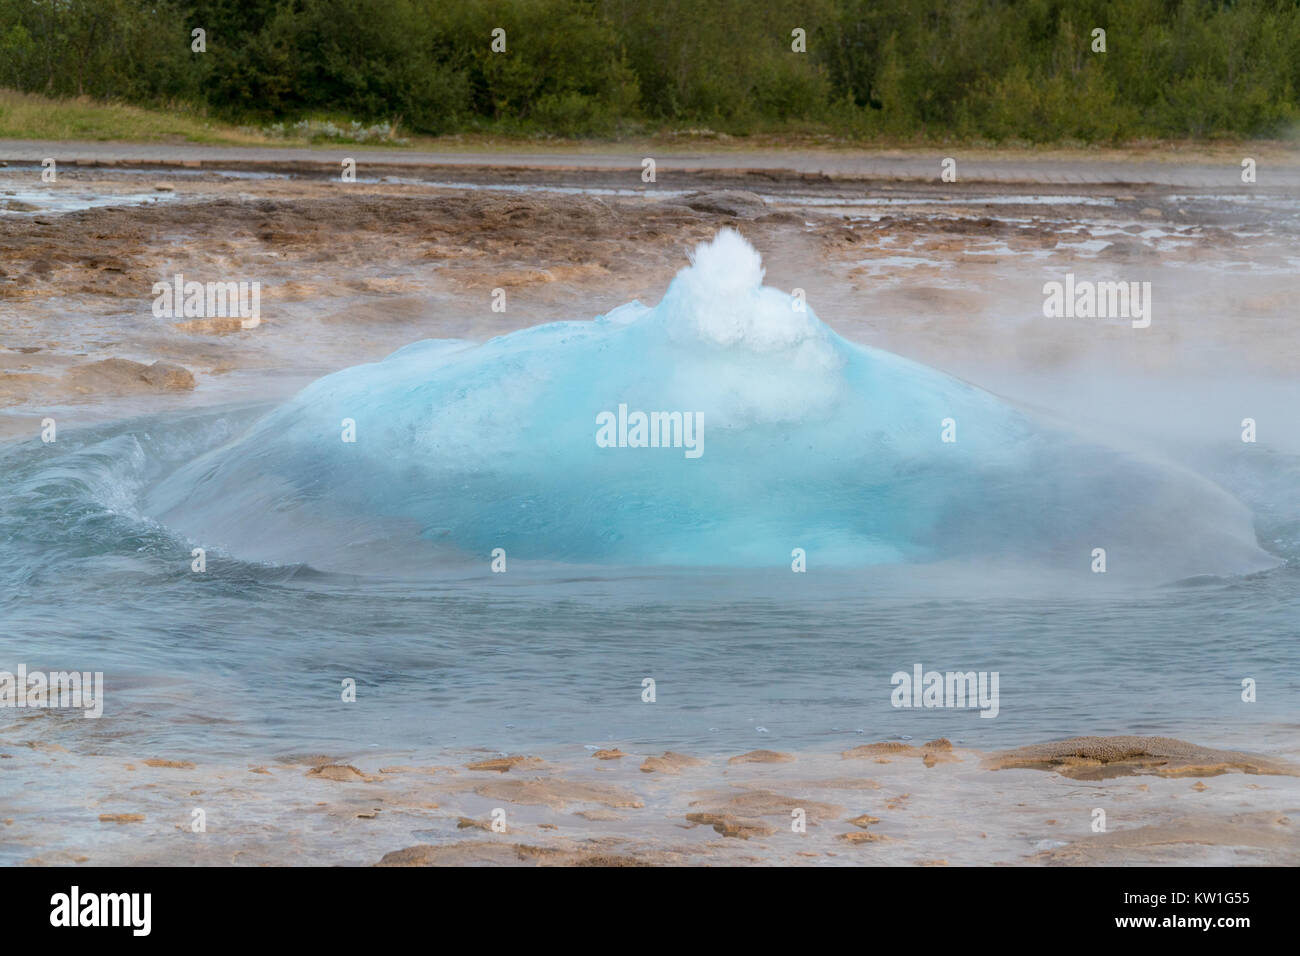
[5,733,1296,866]
[4,161,1297,445]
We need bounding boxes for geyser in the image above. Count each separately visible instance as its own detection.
[146,229,1275,580]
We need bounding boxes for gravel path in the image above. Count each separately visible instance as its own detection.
[1,140,1296,189]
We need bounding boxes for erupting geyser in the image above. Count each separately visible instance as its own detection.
[147,230,1274,580]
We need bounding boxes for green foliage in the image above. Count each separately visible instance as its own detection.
[1,0,1298,141]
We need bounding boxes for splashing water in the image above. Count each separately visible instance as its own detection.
[144,229,1273,580]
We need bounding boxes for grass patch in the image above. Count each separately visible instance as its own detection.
[0,90,276,145]
[0,89,1295,168]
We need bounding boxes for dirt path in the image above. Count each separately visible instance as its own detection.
[3,139,1298,188]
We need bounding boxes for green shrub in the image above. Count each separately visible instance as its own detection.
[1,0,1298,142]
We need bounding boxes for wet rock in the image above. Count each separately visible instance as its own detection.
[172,316,247,334]
[842,742,915,758]
[727,749,794,765]
[986,735,1298,780]
[574,808,622,821]
[465,755,542,773]
[682,190,768,218]
[640,751,705,774]
[65,358,195,393]
[305,763,369,782]
[756,210,804,225]
[847,814,881,828]
[844,739,959,766]
[688,789,840,825]
[474,778,644,809]
[685,812,775,839]
[375,841,654,867]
